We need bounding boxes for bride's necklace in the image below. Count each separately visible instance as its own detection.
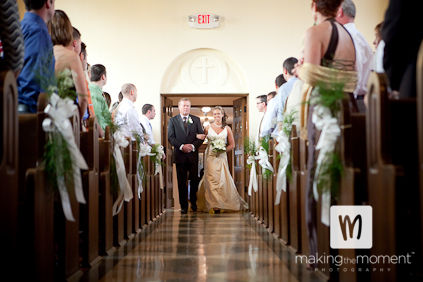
[212,122,224,134]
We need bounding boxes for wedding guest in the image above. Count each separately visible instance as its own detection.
[114,83,145,140]
[72,27,81,55]
[295,0,357,268]
[48,9,88,118]
[103,91,111,108]
[78,41,96,122]
[111,91,123,120]
[373,22,384,73]
[273,57,298,136]
[0,0,24,77]
[336,0,373,101]
[17,0,55,113]
[267,91,276,102]
[140,103,156,144]
[275,74,286,91]
[89,64,109,136]
[255,94,267,140]
[382,0,423,98]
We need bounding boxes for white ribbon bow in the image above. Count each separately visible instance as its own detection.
[154,145,165,189]
[42,93,88,222]
[247,155,259,196]
[274,133,290,205]
[112,131,133,216]
[257,146,274,174]
[312,104,341,226]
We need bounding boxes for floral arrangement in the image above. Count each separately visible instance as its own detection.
[150,144,165,189]
[259,135,273,180]
[274,110,296,205]
[42,69,88,222]
[210,138,226,155]
[244,136,259,195]
[309,80,345,226]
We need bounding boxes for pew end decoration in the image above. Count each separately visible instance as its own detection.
[244,137,258,196]
[150,144,165,189]
[274,110,297,205]
[259,135,274,180]
[42,69,88,222]
[310,80,345,226]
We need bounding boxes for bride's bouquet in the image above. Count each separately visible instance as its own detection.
[210,138,226,155]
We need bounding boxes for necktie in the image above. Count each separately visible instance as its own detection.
[183,117,188,133]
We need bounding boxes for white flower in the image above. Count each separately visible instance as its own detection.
[210,138,226,154]
[188,117,193,124]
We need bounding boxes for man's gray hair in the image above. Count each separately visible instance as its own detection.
[121,83,137,96]
[342,0,356,19]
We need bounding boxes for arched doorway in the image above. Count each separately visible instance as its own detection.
[160,48,249,208]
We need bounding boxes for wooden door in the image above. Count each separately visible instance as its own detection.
[162,97,174,208]
[233,98,247,200]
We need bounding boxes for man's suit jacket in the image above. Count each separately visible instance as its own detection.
[168,114,204,164]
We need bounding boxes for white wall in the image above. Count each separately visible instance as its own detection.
[54,0,388,142]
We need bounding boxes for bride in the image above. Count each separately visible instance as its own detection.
[196,106,248,213]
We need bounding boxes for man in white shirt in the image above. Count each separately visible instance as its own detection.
[114,83,144,140]
[140,103,156,144]
[336,0,373,100]
[255,95,267,141]
[272,57,299,136]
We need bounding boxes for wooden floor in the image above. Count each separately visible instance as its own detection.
[78,209,324,282]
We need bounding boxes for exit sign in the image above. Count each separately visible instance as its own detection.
[188,13,220,29]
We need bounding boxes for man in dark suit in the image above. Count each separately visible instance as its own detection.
[168,98,204,214]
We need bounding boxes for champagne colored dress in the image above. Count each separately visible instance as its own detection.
[197,126,248,212]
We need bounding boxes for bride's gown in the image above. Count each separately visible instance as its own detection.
[197,126,248,212]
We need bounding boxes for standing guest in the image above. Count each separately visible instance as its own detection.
[78,41,96,122]
[103,91,111,108]
[373,22,384,73]
[71,27,81,55]
[89,64,109,137]
[273,57,298,136]
[336,0,373,102]
[17,0,56,113]
[140,104,156,144]
[114,83,145,140]
[255,94,267,142]
[382,0,423,98]
[275,74,286,92]
[48,9,88,119]
[267,91,276,102]
[111,91,123,120]
[0,0,24,77]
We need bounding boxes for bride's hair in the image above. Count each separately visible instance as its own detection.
[213,106,227,128]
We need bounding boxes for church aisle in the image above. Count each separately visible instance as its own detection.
[80,210,323,281]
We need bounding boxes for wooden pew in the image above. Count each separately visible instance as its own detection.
[98,127,115,255]
[0,71,19,279]
[366,72,419,281]
[417,41,423,275]
[131,140,140,233]
[54,107,83,280]
[272,141,281,239]
[140,156,148,227]
[299,131,310,257]
[16,92,56,282]
[266,140,274,231]
[288,125,300,251]
[80,117,101,266]
[122,141,134,239]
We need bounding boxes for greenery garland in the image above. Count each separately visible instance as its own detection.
[260,135,273,180]
[310,81,345,200]
[244,136,257,169]
[43,69,76,191]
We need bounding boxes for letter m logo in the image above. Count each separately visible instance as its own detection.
[330,206,372,249]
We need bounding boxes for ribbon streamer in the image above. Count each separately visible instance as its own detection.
[112,132,133,215]
[247,155,259,196]
[42,94,88,221]
[274,133,290,205]
[311,103,341,226]
[257,146,274,175]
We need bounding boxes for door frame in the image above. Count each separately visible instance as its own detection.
[160,93,249,208]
